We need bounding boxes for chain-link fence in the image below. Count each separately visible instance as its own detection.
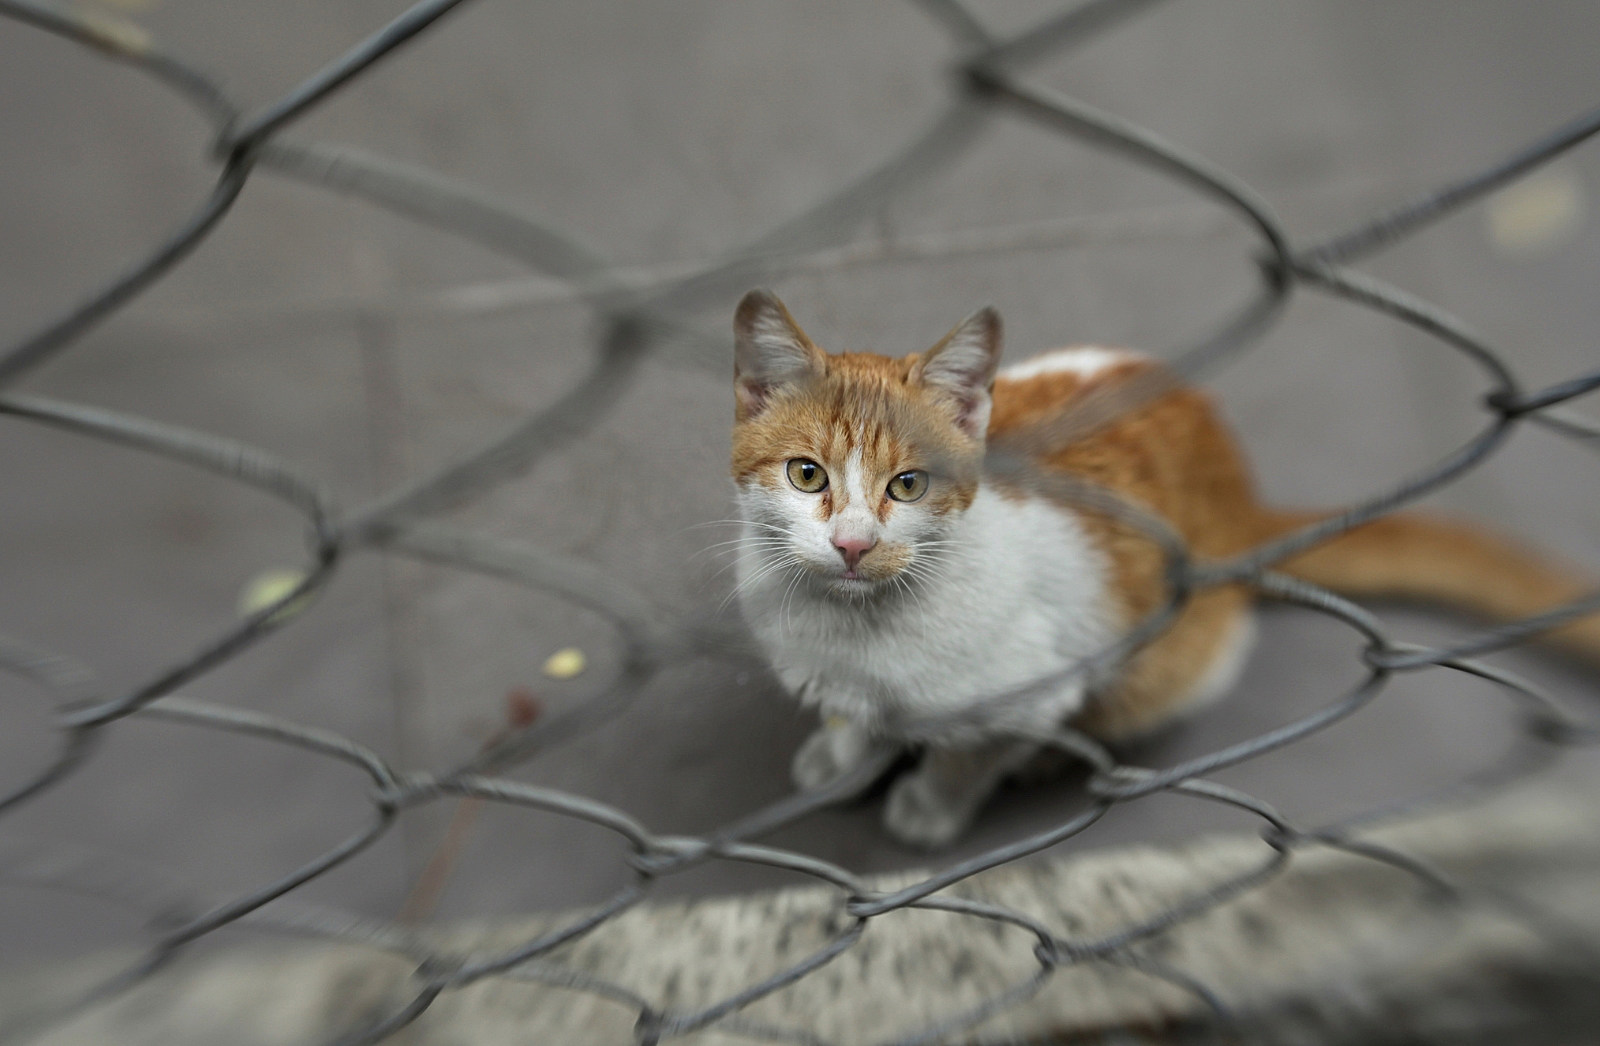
[2,0,1600,1042]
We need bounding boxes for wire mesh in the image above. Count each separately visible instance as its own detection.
[2,0,1600,1043]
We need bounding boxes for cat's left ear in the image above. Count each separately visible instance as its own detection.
[915,306,1002,439]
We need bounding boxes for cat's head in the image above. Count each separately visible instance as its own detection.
[730,289,1001,597]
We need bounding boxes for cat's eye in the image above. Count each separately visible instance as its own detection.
[887,470,929,503]
[786,458,828,493]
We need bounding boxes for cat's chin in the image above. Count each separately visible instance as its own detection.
[825,574,890,598]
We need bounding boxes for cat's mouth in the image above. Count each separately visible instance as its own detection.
[813,542,912,592]
[806,559,880,590]
[829,573,879,595]
[825,563,897,594]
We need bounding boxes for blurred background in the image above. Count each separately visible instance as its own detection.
[0,0,1597,1006]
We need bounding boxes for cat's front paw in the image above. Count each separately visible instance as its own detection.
[791,720,878,794]
[883,771,973,850]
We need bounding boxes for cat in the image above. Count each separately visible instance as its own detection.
[728,288,1600,848]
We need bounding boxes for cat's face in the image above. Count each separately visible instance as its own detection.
[730,290,1001,597]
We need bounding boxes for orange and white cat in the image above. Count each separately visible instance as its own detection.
[729,289,1599,847]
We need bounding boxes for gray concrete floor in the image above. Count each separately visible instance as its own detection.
[1,0,1598,976]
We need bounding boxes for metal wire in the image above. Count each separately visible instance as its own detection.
[1,0,1599,1043]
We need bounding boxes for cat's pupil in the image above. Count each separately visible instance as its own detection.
[899,475,912,489]
[802,464,815,480]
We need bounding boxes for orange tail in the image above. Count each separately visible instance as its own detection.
[1254,509,1600,667]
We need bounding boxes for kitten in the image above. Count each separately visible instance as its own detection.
[728,289,1600,848]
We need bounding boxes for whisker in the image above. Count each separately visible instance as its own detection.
[780,562,809,637]
[890,572,932,647]
[707,553,773,583]
[686,519,791,534]
[693,536,791,562]
[721,550,814,612]
[719,556,792,612]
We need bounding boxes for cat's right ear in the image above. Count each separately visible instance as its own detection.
[733,289,824,420]
[914,306,1002,439]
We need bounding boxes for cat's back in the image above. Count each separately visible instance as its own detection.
[987,345,1260,564]
[989,345,1183,442]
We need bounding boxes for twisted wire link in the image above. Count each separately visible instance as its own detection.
[2,0,1599,1043]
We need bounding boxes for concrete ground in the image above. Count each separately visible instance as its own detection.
[1,0,1598,987]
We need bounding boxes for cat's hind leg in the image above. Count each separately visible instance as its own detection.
[883,739,1039,849]
[1076,587,1255,741]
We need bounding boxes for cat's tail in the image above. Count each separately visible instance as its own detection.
[1249,508,1600,667]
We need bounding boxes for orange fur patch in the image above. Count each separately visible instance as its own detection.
[731,351,982,522]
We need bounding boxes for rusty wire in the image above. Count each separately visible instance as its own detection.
[1,0,1599,1043]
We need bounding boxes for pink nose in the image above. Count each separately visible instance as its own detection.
[832,535,876,570]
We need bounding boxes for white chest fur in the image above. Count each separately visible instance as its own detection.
[736,485,1117,743]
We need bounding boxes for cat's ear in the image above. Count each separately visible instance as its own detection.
[915,306,1002,439]
[733,289,824,420]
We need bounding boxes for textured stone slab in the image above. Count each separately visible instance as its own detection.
[5,784,1597,1045]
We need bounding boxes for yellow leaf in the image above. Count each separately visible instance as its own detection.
[542,647,587,679]
[1486,168,1587,256]
[238,569,312,624]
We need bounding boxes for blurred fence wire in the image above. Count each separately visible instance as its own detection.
[2,0,1600,1043]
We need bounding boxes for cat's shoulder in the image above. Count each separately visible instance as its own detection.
[989,346,1154,434]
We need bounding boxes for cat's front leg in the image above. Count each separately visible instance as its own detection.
[883,739,1038,848]
[791,716,887,794]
